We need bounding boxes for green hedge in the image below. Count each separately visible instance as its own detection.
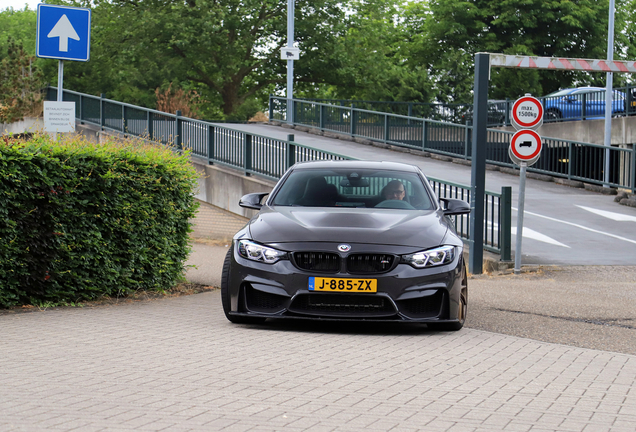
[0,134,200,308]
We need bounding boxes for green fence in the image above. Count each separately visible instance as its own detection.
[270,96,636,193]
[45,87,512,260]
[294,84,636,126]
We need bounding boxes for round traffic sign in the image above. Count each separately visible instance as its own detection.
[510,129,542,166]
[511,95,543,130]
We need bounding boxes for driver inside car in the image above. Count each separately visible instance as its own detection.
[381,180,406,201]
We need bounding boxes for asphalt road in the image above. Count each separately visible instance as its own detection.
[220,123,636,266]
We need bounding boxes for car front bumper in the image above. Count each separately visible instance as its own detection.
[226,242,466,323]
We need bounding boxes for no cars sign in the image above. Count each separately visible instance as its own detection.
[511,95,543,130]
[509,129,542,166]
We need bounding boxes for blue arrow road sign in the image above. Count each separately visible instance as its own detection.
[37,4,91,62]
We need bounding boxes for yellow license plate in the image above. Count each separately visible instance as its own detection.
[308,277,377,292]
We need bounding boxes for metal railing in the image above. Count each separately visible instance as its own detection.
[429,179,512,260]
[45,87,512,260]
[270,96,636,193]
[294,83,636,126]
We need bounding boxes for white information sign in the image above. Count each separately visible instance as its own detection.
[511,95,543,130]
[44,101,76,133]
[280,47,300,60]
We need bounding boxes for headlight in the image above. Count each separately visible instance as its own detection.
[237,240,286,264]
[402,245,456,268]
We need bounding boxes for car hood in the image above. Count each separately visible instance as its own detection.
[247,206,449,249]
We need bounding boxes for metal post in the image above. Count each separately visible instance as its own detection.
[469,53,490,274]
[350,105,356,136]
[175,110,182,150]
[422,120,428,151]
[286,0,294,124]
[319,105,325,130]
[604,0,616,187]
[100,93,105,128]
[269,95,274,122]
[244,134,252,175]
[384,114,389,143]
[568,143,573,179]
[57,60,63,102]
[504,99,510,126]
[208,125,215,163]
[632,144,636,193]
[500,186,512,262]
[147,111,153,140]
[122,105,127,134]
[287,134,296,169]
[514,163,528,274]
[53,60,64,141]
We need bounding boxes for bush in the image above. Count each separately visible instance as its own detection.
[0,134,200,308]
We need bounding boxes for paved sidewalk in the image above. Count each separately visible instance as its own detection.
[2,291,636,432]
[2,202,634,432]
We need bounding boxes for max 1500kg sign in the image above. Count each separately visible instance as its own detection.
[511,95,543,130]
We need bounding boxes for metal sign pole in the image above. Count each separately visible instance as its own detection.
[57,59,64,102]
[603,0,616,187]
[469,52,489,275]
[286,0,294,124]
[53,59,64,140]
[514,162,528,274]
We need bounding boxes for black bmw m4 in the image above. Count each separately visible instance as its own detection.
[221,160,471,331]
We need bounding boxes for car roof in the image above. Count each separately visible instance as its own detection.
[291,160,421,173]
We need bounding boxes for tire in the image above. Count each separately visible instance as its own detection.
[221,248,266,325]
[427,265,468,332]
[545,109,562,121]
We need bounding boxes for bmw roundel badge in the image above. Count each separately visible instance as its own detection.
[338,244,352,252]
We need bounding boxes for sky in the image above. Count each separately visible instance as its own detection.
[1,0,42,11]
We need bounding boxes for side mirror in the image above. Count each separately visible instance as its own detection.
[239,192,269,210]
[440,198,471,216]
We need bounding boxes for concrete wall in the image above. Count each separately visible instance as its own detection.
[191,160,276,219]
[1,117,44,135]
[496,115,636,145]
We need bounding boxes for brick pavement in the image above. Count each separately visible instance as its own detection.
[2,292,636,432]
[190,199,249,242]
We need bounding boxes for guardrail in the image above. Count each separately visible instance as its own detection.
[270,96,636,193]
[294,84,636,126]
[45,87,512,260]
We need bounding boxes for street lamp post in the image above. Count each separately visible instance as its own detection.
[286,0,294,124]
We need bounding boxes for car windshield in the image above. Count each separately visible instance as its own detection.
[271,168,434,210]
[545,88,624,100]
[545,89,574,97]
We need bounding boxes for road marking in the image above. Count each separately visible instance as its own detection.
[513,207,636,245]
[576,205,636,222]
[511,227,570,248]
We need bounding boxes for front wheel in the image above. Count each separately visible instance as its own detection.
[221,248,266,325]
[545,109,562,122]
[427,267,467,332]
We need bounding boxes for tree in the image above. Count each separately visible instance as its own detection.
[61,0,349,120]
[413,0,618,102]
[0,37,44,124]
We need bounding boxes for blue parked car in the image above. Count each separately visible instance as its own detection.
[542,87,627,121]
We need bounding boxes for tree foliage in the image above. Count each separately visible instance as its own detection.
[2,0,633,116]
[417,0,621,101]
[0,36,44,123]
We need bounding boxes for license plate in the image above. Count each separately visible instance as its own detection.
[308,277,377,293]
